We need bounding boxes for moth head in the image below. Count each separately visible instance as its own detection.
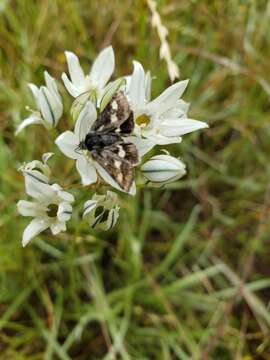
[75,141,87,154]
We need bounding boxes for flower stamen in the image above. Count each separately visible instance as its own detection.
[136,113,151,127]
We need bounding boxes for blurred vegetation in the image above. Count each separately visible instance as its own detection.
[1,0,270,359]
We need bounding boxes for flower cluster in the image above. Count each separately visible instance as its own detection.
[17,46,208,246]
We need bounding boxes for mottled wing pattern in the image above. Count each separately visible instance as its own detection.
[119,112,135,135]
[109,142,139,166]
[92,91,133,134]
[92,142,137,192]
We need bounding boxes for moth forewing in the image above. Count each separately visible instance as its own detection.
[91,91,132,133]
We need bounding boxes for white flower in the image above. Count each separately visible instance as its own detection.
[55,101,136,195]
[83,191,120,230]
[62,46,115,100]
[19,152,54,179]
[17,170,74,247]
[126,61,208,146]
[141,154,186,184]
[16,72,63,134]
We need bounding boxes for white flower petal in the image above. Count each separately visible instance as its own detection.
[20,160,44,174]
[176,99,190,113]
[127,136,154,157]
[22,169,49,184]
[22,218,50,247]
[44,71,61,100]
[15,114,42,135]
[141,154,186,183]
[58,190,75,203]
[17,200,46,217]
[83,199,97,217]
[50,184,75,203]
[74,101,97,141]
[160,118,208,137]
[163,100,189,118]
[65,51,85,86]
[42,152,54,164]
[89,46,115,89]
[91,211,106,229]
[43,85,63,124]
[147,80,189,115]
[57,202,73,222]
[28,83,39,103]
[55,131,78,160]
[24,172,55,201]
[143,131,182,145]
[49,183,62,192]
[76,156,97,186]
[128,61,146,108]
[62,73,81,97]
[145,70,152,102]
[106,207,120,230]
[38,87,55,127]
[50,221,66,235]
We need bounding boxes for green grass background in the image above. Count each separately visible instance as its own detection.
[1,0,270,359]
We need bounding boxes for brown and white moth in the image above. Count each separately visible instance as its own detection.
[78,91,139,192]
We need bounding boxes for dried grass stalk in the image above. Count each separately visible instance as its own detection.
[146,0,180,82]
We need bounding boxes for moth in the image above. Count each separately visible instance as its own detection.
[78,91,139,192]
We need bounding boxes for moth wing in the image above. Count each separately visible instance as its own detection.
[92,147,135,192]
[92,91,134,134]
[109,142,140,166]
[118,112,135,135]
